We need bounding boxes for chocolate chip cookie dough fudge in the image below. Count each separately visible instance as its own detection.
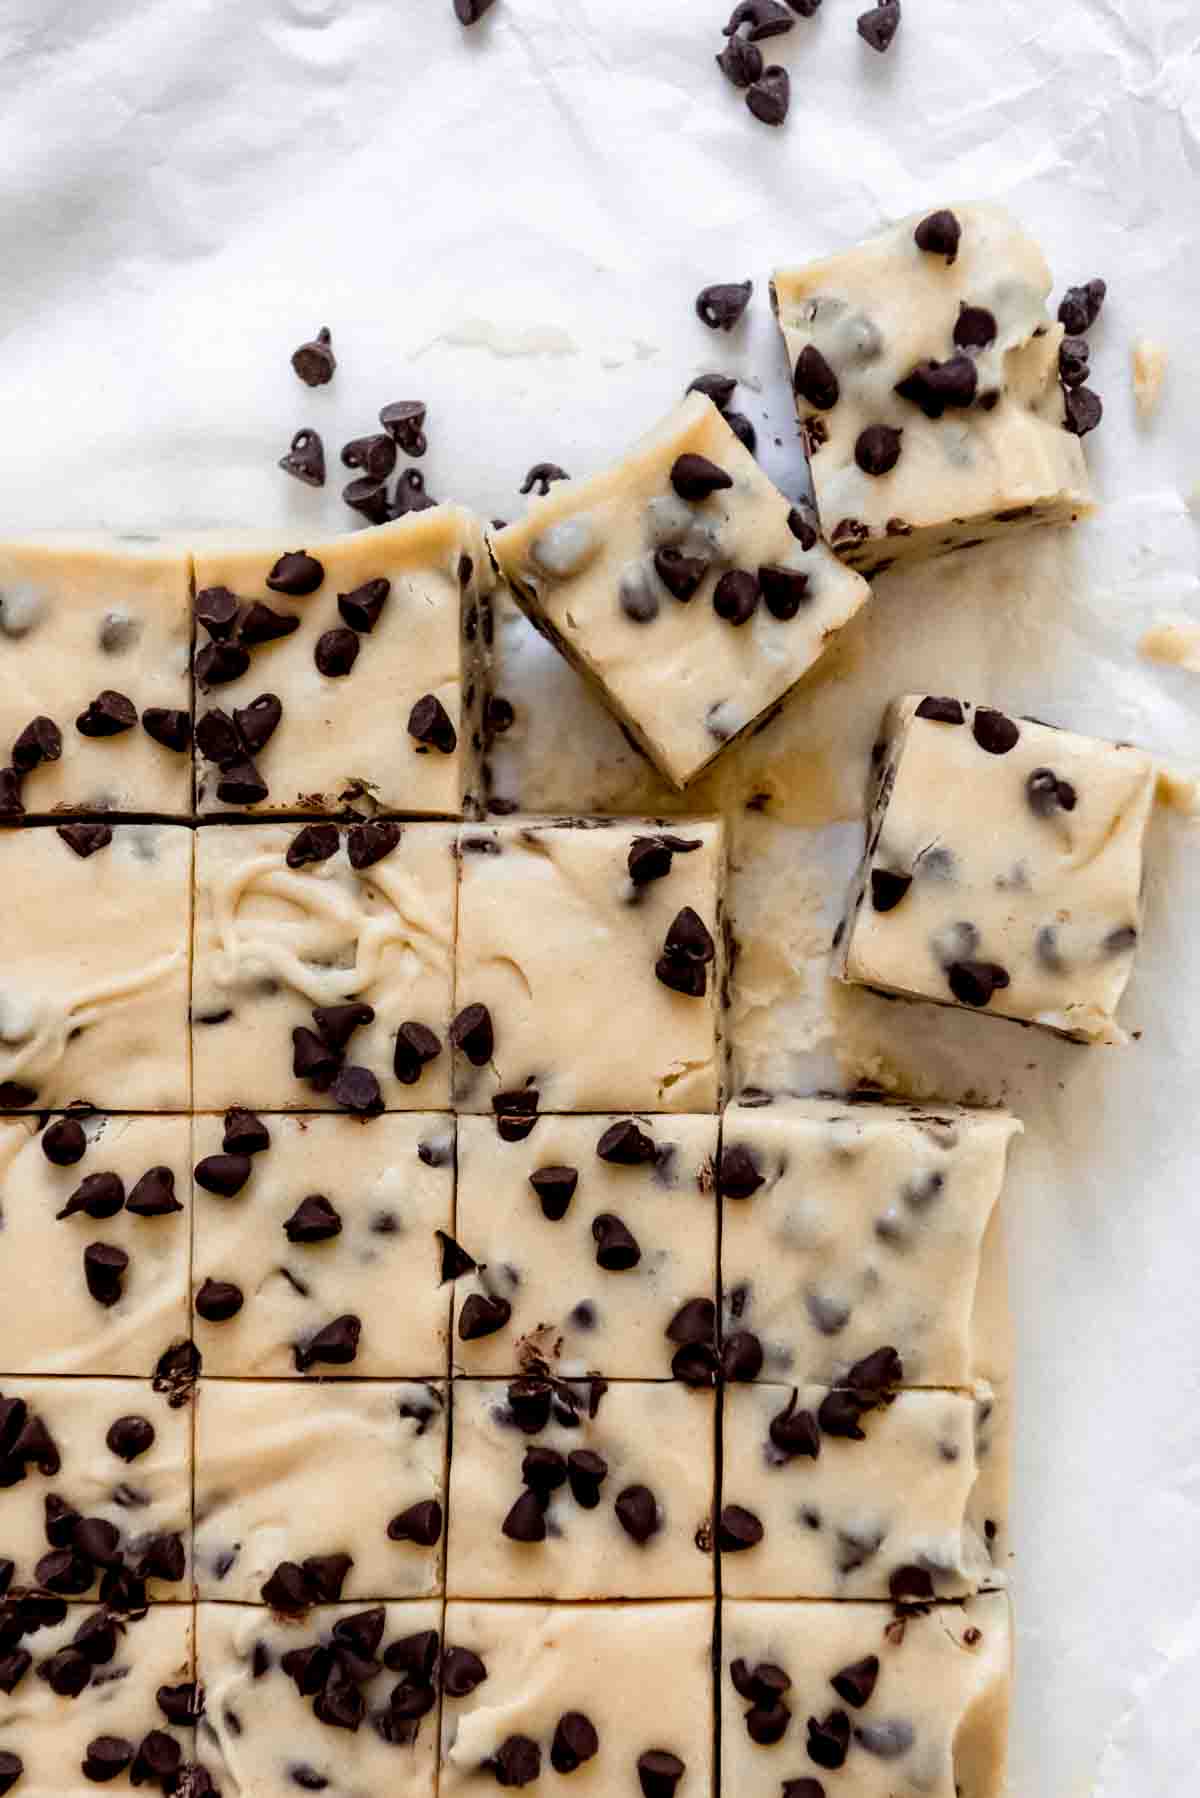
[721,1593,1010,1798]
[452,1114,717,1377]
[452,820,725,1114]
[491,394,870,789]
[835,696,1157,1042]
[192,510,492,816]
[0,538,191,819]
[196,1600,441,1798]
[191,820,456,1111]
[447,1377,715,1600]
[191,1111,453,1376]
[0,825,192,1113]
[0,1379,190,1602]
[719,1097,1019,1387]
[441,1601,715,1798]
[0,1602,197,1798]
[193,1379,447,1603]
[0,1115,190,1376]
[772,204,1094,576]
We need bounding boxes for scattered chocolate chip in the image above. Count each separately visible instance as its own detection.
[1063,385,1103,437]
[332,1065,383,1116]
[490,1735,541,1788]
[292,1027,340,1090]
[216,755,270,806]
[550,1711,599,1775]
[195,1278,244,1323]
[56,822,113,859]
[337,578,390,635]
[694,280,753,333]
[76,690,136,738]
[450,1002,494,1066]
[294,1314,361,1372]
[793,345,840,410]
[141,707,191,753]
[1058,336,1090,386]
[388,1499,443,1547]
[671,1339,719,1387]
[954,304,997,350]
[894,354,977,418]
[392,467,438,515]
[816,1388,874,1440]
[12,715,62,773]
[913,208,959,261]
[291,327,335,387]
[687,374,740,412]
[637,1751,685,1798]
[311,1002,374,1056]
[0,768,24,816]
[279,428,326,487]
[195,641,251,687]
[627,832,703,885]
[195,587,240,640]
[261,1562,314,1614]
[712,569,761,627]
[1026,767,1077,817]
[758,564,810,621]
[377,400,428,459]
[746,1701,791,1745]
[126,1166,183,1217]
[500,1488,547,1544]
[829,1654,879,1708]
[341,434,397,480]
[591,1212,641,1271]
[653,546,710,602]
[408,693,457,754]
[458,1293,512,1340]
[671,453,734,502]
[746,64,790,125]
[806,1708,851,1770]
[285,823,339,868]
[0,1080,36,1108]
[723,410,757,453]
[41,1116,87,1166]
[267,551,324,597]
[455,0,498,22]
[343,475,391,524]
[283,1194,342,1244]
[83,1242,128,1308]
[857,0,901,48]
[1058,278,1107,335]
[615,1485,659,1543]
[944,958,1011,1008]
[855,424,903,475]
[348,819,402,869]
[721,1330,764,1381]
[519,463,569,498]
[915,695,963,724]
[0,1755,22,1796]
[391,1021,442,1086]
[240,601,300,646]
[564,1449,607,1508]
[194,1153,252,1197]
[529,1164,579,1221]
[194,707,241,766]
[889,1563,934,1601]
[82,1733,136,1782]
[787,498,820,549]
[724,0,795,35]
[870,868,912,911]
[718,1504,764,1550]
[106,1416,155,1462]
[972,707,1020,754]
[314,625,360,678]
[596,1119,656,1165]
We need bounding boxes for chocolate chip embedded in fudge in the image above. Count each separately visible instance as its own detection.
[452,819,726,1114]
[491,394,869,789]
[772,205,1094,575]
[722,1593,1011,1798]
[835,696,1156,1042]
[440,1601,714,1798]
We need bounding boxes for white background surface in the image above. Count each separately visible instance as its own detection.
[1,1,1199,1792]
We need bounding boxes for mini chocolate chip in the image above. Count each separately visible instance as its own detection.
[343,474,392,524]
[950,953,1009,1006]
[529,1165,579,1220]
[291,327,335,387]
[855,425,903,475]
[724,410,757,453]
[44,1496,82,1547]
[35,1549,92,1596]
[1058,278,1107,336]
[718,1504,764,1550]
[450,1002,494,1065]
[719,1144,764,1199]
[442,1644,487,1696]
[314,626,359,677]
[141,708,191,752]
[194,708,241,766]
[551,1711,599,1775]
[816,1388,872,1440]
[857,2,901,49]
[830,1654,879,1708]
[292,1027,340,1089]
[56,822,113,859]
[267,551,324,596]
[687,373,739,409]
[393,1021,442,1085]
[0,1755,22,1796]
[846,1346,903,1395]
[806,1708,851,1770]
[592,1212,641,1271]
[954,304,997,350]
[194,1153,253,1197]
[348,819,402,869]
[458,1293,512,1340]
[41,1117,87,1166]
[336,578,390,634]
[289,1763,329,1790]
[107,1415,155,1461]
[1063,386,1103,437]
[408,694,457,754]
[653,546,709,602]
[73,1516,120,1567]
[596,1119,656,1165]
[627,832,703,884]
[746,64,790,125]
[312,1002,374,1055]
[12,716,62,772]
[521,1446,567,1499]
[746,1702,791,1745]
[0,768,23,816]
[794,345,840,410]
[501,1488,548,1544]
[279,428,326,487]
[383,1627,439,1681]
[392,467,438,514]
[915,695,963,724]
[82,1243,128,1307]
[713,569,760,626]
[637,1751,685,1798]
[870,869,912,912]
[670,453,734,501]
[1026,767,1077,817]
[240,601,299,646]
[787,497,820,550]
[491,1735,541,1788]
[694,280,753,333]
[221,1108,270,1157]
[615,1485,659,1543]
[731,1659,791,1706]
[332,1065,384,1116]
[506,1377,553,1433]
[894,353,977,418]
[82,1735,135,1782]
[1104,924,1138,955]
[286,823,340,868]
[723,0,793,37]
[519,462,569,497]
[889,1564,934,1601]
[388,1499,443,1546]
[1059,336,1090,386]
[195,587,240,639]
[671,1340,720,1387]
[341,434,397,479]
[226,694,280,760]
[721,1330,763,1380]
[126,1166,183,1217]
[436,1231,477,1283]
[566,1449,608,1507]
[293,1313,361,1371]
[379,400,428,457]
[455,0,498,23]
[76,690,137,738]
[284,1194,342,1243]
[913,209,960,262]
[195,641,251,687]
[156,1682,200,1726]
[758,565,810,620]
[972,707,1020,754]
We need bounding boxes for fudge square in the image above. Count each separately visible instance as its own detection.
[192,508,492,816]
[719,1096,1019,1388]
[193,1378,447,1603]
[191,1110,454,1377]
[0,1378,191,1602]
[441,1601,715,1798]
[196,1601,441,1798]
[0,537,192,818]
[447,1377,715,1600]
[0,1603,195,1798]
[772,203,1093,577]
[0,1114,190,1377]
[191,820,456,1111]
[0,824,192,1113]
[719,1379,998,1601]
[492,393,870,789]
[836,696,1157,1042]
[721,1593,1010,1798]
[453,1112,718,1378]
[453,818,725,1114]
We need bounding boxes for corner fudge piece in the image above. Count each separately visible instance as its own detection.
[453,1113,717,1377]
[772,204,1093,575]
[191,820,456,1110]
[453,818,725,1113]
[0,1603,195,1797]
[0,1115,190,1376]
[835,696,1156,1042]
[192,509,492,815]
[0,825,192,1112]
[0,538,192,818]
[722,1593,1010,1798]
[719,1096,1018,1386]
[192,1111,453,1377]
[492,394,870,788]
[447,1377,715,1599]
[196,1601,441,1798]
[193,1379,447,1602]
[441,1601,715,1798]
[720,1380,999,1600]
[0,1378,190,1602]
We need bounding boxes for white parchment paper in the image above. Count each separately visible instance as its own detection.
[1,1,1199,1791]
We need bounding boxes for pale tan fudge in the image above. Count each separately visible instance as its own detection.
[492,394,870,789]
[836,696,1157,1042]
[0,537,192,817]
[453,1113,718,1378]
[0,1378,190,1600]
[721,1593,1010,1798]
[193,1379,447,1602]
[191,820,456,1111]
[719,1096,1019,1387]
[441,1601,715,1798]
[0,824,192,1112]
[447,1378,715,1600]
[196,1601,441,1798]
[773,204,1094,575]
[191,1111,453,1377]
[0,1604,195,1798]
[453,819,725,1114]
[192,510,492,816]
[720,1381,998,1600]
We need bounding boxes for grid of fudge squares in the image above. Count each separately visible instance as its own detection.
[492,393,870,790]
[835,695,1157,1042]
[772,203,1093,576]
[452,1113,718,1378]
[192,509,492,816]
[0,538,192,820]
[191,1110,454,1377]
[0,824,192,1115]
[721,1593,1010,1798]
[191,819,456,1113]
[452,818,726,1116]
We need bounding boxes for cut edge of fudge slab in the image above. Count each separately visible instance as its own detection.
[490,393,871,790]
[833,695,1157,1044]
[771,202,1094,576]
